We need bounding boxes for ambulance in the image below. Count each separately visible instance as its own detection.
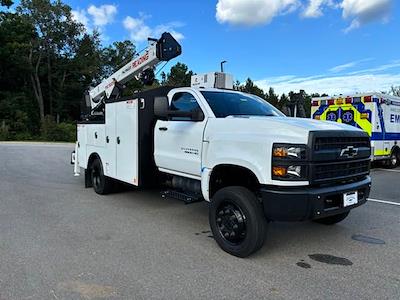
[311,93,400,167]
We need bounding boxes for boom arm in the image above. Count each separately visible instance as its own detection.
[88,32,181,110]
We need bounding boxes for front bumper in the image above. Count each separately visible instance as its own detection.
[260,176,371,222]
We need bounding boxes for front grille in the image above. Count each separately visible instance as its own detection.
[314,136,370,151]
[312,159,370,183]
[309,132,371,184]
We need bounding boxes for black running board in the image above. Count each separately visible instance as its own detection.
[161,190,203,204]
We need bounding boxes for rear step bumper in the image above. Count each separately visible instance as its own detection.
[259,176,371,222]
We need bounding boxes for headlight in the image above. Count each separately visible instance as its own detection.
[272,144,307,159]
[272,144,308,181]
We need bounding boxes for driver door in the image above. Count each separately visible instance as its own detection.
[154,91,206,177]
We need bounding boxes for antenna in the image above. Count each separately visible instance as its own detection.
[220,60,227,72]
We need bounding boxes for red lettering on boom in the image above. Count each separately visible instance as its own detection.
[132,52,149,68]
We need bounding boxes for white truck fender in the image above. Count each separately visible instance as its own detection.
[201,167,212,202]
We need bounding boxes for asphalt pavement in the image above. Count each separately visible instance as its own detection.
[0,142,399,300]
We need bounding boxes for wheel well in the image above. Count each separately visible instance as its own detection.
[392,145,400,155]
[85,153,101,188]
[87,152,100,169]
[209,165,260,199]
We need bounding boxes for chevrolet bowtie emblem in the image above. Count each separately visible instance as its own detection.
[340,146,358,158]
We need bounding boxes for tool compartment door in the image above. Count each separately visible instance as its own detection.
[115,99,139,185]
[105,103,116,177]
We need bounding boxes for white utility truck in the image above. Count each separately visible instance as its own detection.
[72,32,371,257]
[311,93,400,168]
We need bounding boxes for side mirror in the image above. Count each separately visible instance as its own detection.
[165,109,204,122]
[191,109,204,122]
[154,96,169,120]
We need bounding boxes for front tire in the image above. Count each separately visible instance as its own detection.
[313,211,349,225]
[90,158,113,195]
[209,186,267,258]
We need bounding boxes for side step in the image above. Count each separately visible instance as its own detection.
[161,190,203,204]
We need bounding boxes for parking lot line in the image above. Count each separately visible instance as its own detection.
[368,198,400,206]
[374,168,400,173]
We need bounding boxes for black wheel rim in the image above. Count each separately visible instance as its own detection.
[216,201,247,245]
[92,166,101,190]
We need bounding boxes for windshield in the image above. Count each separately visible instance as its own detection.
[201,91,285,118]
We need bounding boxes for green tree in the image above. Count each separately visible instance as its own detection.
[391,86,400,97]
[0,12,39,136]
[266,87,279,107]
[242,78,264,98]
[278,93,290,116]
[162,62,193,87]
[1,0,13,7]
[17,0,83,121]
[101,40,136,78]
[233,80,241,90]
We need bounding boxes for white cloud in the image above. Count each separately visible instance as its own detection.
[256,73,400,96]
[215,0,301,26]
[256,59,400,95]
[71,5,117,42]
[87,4,117,27]
[329,58,373,73]
[215,0,393,31]
[123,15,184,42]
[342,0,392,32]
[123,16,152,42]
[302,0,337,18]
[71,9,90,29]
[348,60,400,75]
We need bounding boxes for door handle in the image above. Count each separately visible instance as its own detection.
[106,136,109,143]
[117,137,121,144]
[159,127,168,131]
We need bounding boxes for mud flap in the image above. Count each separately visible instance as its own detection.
[85,168,93,188]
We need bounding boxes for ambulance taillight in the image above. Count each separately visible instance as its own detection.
[312,101,319,106]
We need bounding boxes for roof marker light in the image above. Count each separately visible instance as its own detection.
[364,96,372,103]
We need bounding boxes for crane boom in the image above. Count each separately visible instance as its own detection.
[88,32,181,110]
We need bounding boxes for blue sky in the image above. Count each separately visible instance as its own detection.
[43,1,400,95]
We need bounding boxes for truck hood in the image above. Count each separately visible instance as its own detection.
[205,116,362,145]
[241,116,358,131]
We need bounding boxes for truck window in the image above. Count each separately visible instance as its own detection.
[201,91,284,118]
[170,92,202,121]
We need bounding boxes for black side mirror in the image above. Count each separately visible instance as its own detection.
[191,109,204,122]
[165,109,204,122]
[154,96,169,120]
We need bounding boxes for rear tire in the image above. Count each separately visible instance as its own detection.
[209,186,267,258]
[313,211,350,225]
[385,150,399,169]
[90,158,113,195]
